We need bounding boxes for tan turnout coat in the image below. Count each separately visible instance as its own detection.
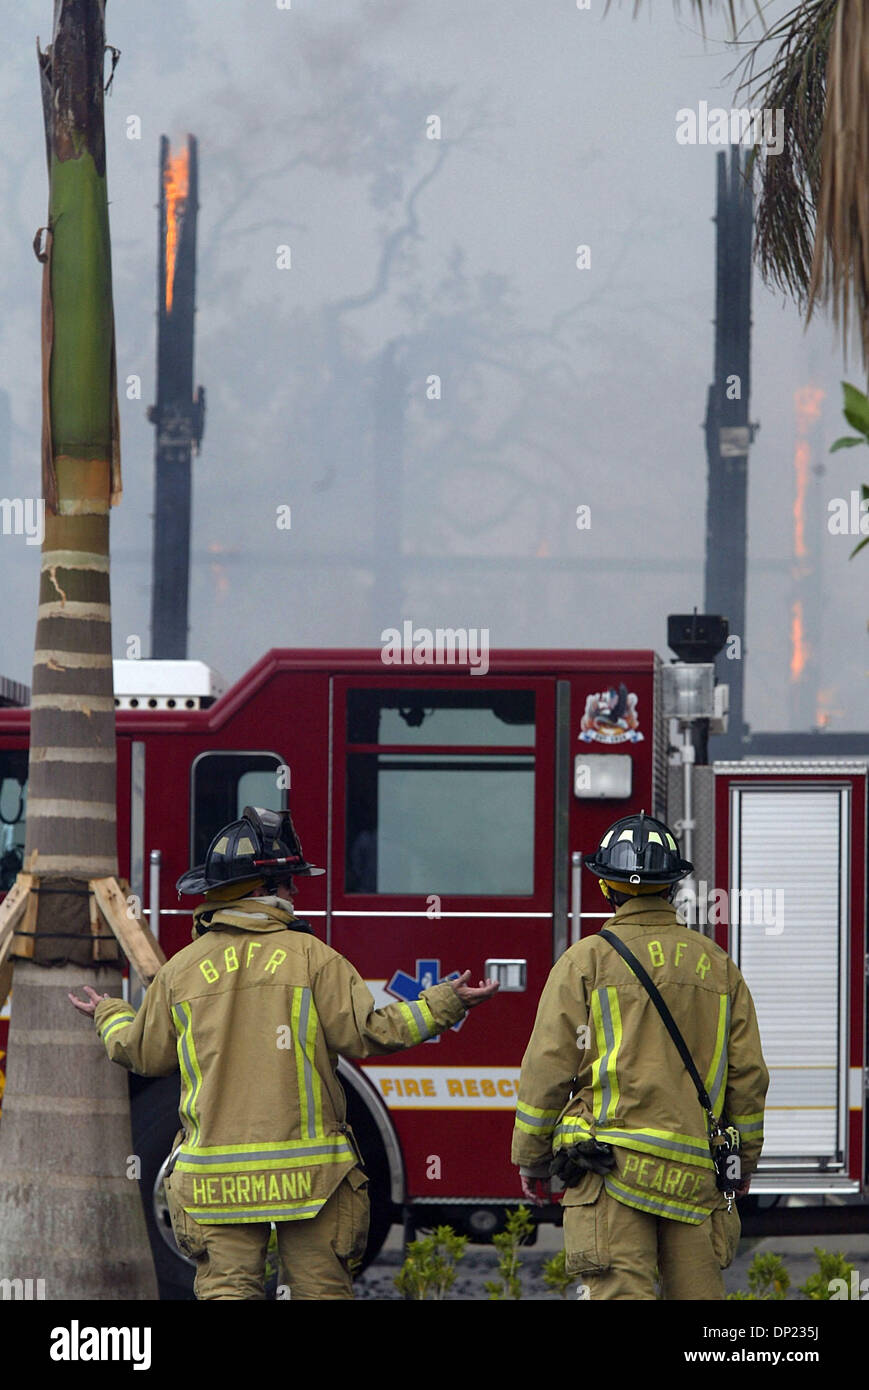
[512,896,769,1223]
[94,896,465,1224]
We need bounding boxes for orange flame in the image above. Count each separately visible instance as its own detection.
[794,385,824,430]
[790,600,808,681]
[790,385,824,681]
[815,687,843,729]
[164,144,190,314]
[793,440,809,559]
[792,387,824,561]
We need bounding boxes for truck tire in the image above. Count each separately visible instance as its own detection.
[344,1083,397,1268]
[130,1074,195,1301]
[131,1073,396,1298]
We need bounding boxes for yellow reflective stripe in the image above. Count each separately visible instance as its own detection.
[515,1118,554,1137]
[417,997,436,1037]
[178,1137,350,1155]
[704,993,730,1117]
[189,1203,323,1222]
[397,1001,423,1043]
[172,1002,203,1147]
[517,1102,560,1119]
[175,1149,353,1173]
[602,1123,710,1152]
[605,1174,709,1224]
[734,1117,764,1134]
[515,1105,558,1134]
[731,1111,763,1124]
[590,987,622,1125]
[291,988,309,1137]
[303,989,323,1139]
[600,1130,714,1169]
[395,999,437,1043]
[553,1115,593,1149]
[98,1010,135,1043]
[599,1120,713,1165]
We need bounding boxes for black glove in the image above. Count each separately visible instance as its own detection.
[550,1139,617,1186]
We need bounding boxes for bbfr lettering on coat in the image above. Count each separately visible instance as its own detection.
[198,942,286,983]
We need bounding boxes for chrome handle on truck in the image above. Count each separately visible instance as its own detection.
[570,851,583,945]
[484,959,527,991]
[149,848,162,945]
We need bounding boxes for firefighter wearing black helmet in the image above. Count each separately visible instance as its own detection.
[70,806,499,1300]
[512,812,769,1300]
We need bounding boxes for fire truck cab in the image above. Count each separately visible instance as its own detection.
[0,648,866,1299]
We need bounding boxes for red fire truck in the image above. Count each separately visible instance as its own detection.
[0,648,866,1298]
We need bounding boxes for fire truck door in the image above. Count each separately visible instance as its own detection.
[329,675,559,1201]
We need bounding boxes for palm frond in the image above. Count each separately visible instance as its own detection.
[807,0,869,368]
[734,0,836,308]
[623,0,869,372]
[607,0,762,43]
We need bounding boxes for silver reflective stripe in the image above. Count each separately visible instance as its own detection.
[178,1142,351,1165]
[555,1118,592,1143]
[602,1129,711,1161]
[707,994,731,1115]
[516,1109,555,1129]
[408,1000,433,1041]
[737,1119,763,1133]
[173,1003,202,1147]
[196,1204,323,1222]
[298,988,317,1139]
[100,1010,135,1041]
[596,989,618,1124]
[605,1176,706,1223]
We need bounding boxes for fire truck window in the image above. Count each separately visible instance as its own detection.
[347,689,535,746]
[346,753,534,895]
[191,753,284,866]
[0,750,28,894]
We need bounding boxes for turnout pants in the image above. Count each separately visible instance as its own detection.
[166,1166,370,1300]
[562,1173,740,1300]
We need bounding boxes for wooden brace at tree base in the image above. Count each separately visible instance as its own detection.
[0,871,165,1010]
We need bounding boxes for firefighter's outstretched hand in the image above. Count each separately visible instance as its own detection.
[68,985,110,1017]
[449,970,499,1008]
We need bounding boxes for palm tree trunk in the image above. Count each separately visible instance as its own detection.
[0,0,157,1299]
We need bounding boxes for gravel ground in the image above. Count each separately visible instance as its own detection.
[354,1222,869,1302]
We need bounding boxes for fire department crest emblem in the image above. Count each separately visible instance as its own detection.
[579,683,643,744]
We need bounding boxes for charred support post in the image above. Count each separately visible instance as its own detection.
[703,148,756,758]
[148,134,205,659]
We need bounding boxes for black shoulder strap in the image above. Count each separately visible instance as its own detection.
[599,928,714,1117]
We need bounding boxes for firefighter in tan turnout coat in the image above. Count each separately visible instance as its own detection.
[70,807,498,1300]
[512,813,768,1300]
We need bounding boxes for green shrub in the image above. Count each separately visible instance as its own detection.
[799,1248,855,1301]
[542,1249,578,1299]
[394,1225,468,1301]
[726,1251,790,1300]
[485,1205,535,1300]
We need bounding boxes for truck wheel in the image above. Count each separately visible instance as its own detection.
[131,1072,397,1294]
[130,1074,195,1300]
[344,1085,396,1271]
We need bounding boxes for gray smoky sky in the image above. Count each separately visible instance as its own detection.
[0,0,865,733]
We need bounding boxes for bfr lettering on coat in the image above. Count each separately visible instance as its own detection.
[647,939,711,978]
[199,941,285,982]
